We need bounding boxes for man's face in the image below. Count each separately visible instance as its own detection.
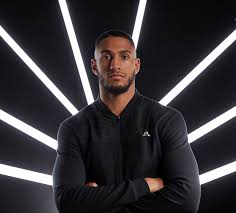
[91,36,140,95]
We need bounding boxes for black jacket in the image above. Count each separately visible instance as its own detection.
[52,89,201,213]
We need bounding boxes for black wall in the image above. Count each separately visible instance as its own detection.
[0,0,236,212]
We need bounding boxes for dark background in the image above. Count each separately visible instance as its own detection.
[0,0,236,212]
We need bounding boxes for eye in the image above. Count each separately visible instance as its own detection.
[103,54,112,60]
[120,54,130,60]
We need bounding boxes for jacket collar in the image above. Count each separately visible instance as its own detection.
[95,88,142,119]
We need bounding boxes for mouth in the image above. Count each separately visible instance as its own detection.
[108,73,125,78]
[109,75,124,80]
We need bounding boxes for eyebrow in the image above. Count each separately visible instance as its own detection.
[100,49,132,54]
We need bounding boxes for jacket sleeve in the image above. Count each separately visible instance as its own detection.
[126,110,201,213]
[52,121,150,213]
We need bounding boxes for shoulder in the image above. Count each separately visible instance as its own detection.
[60,101,97,130]
[140,94,183,122]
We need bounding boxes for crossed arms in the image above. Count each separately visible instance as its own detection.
[52,111,201,213]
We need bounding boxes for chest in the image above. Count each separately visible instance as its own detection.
[83,114,163,184]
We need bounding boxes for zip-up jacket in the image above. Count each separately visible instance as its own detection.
[52,89,201,213]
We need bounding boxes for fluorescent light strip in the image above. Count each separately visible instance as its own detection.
[132,0,147,48]
[159,29,236,106]
[200,161,236,185]
[0,26,78,115]
[188,106,236,143]
[0,109,57,150]
[1,161,235,186]
[0,164,52,186]
[58,0,94,105]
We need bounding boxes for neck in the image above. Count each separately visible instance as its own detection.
[99,84,136,116]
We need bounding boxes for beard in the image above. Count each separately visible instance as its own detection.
[98,71,135,96]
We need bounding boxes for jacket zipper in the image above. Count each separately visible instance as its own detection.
[116,115,123,182]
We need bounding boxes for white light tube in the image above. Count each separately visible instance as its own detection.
[0,164,52,186]
[0,109,57,150]
[200,161,236,185]
[159,29,236,106]
[0,26,78,115]
[188,106,236,143]
[58,0,94,105]
[1,161,235,186]
[132,0,147,48]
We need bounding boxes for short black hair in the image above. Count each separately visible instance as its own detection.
[95,29,135,48]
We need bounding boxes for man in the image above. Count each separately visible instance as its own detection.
[52,30,201,213]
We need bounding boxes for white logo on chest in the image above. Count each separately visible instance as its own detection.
[142,130,150,137]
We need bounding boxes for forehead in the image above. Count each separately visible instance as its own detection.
[96,36,135,53]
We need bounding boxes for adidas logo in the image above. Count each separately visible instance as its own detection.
[142,130,150,137]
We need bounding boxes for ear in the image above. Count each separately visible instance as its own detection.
[134,58,141,75]
[91,58,98,76]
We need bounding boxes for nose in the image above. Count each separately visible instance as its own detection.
[110,56,120,71]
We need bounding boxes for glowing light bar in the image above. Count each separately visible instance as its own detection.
[58,0,94,105]
[159,29,236,106]
[0,164,52,186]
[200,161,236,185]
[188,106,236,143]
[0,109,57,150]
[132,0,147,48]
[0,25,78,115]
[1,161,235,186]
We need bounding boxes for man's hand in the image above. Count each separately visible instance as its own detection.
[144,177,164,193]
[85,182,98,187]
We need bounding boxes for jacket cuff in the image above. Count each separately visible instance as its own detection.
[132,178,150,199]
